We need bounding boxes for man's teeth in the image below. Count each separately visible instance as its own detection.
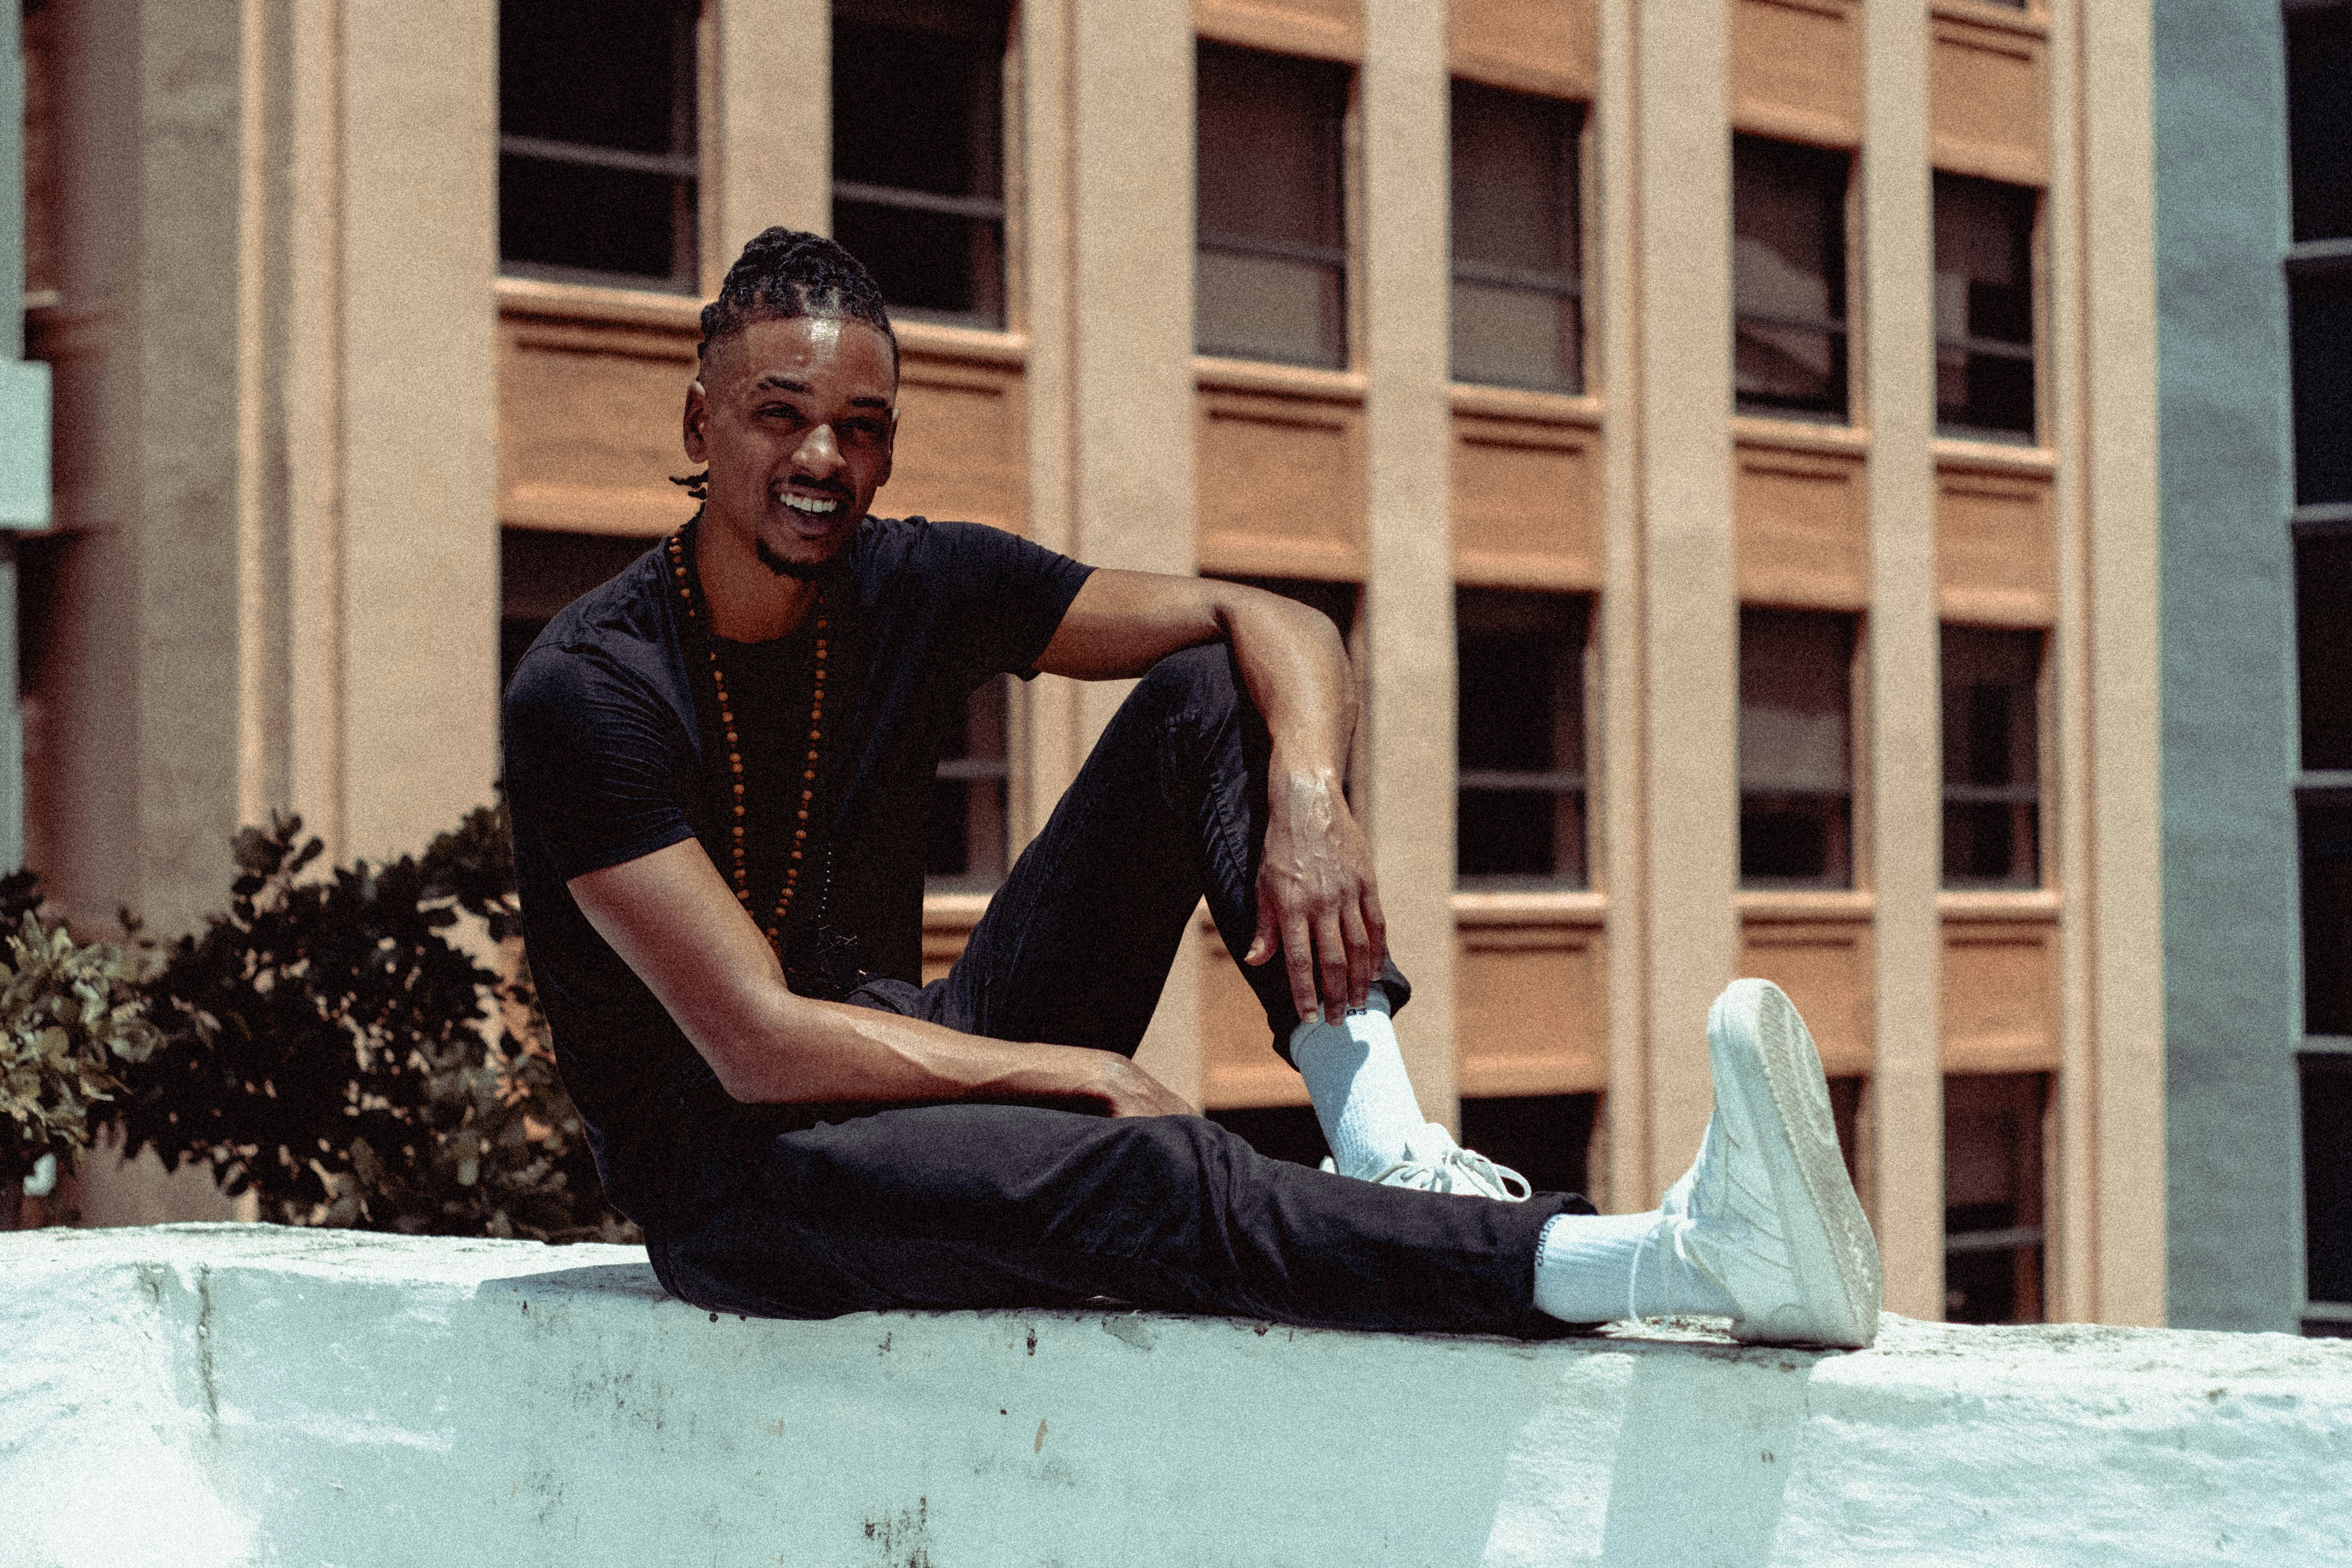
[782,494,839,515]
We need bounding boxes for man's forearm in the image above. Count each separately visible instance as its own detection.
[717,985,1184,1115]
[1212,589,1357,780]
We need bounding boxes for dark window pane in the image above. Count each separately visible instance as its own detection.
[2292,274,2352,506]
[2304,1054,2352,1305]
[499,155,696,286]
[500,0,692,154]
[2303,794,2352,1036]
[833,4,1008,327]
[1934,173,2037,439]
[498,0,697,290]
[1942,626,2043,886]
[834,199,1003,323]
[1450,82,1583,393]
[1196,42,1350,368]
[2288,7,2352,243]
[1733,136,1849,421]
[1944,1072,2049,1325]
[1459,1094,1599,1198]
[927,675,1011,889]
[2298,534,2352,772]
[1458,590,1590,886]
[1739,608,1854,887]
[500,529,659,696]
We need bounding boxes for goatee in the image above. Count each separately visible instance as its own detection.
[756,538,828,581]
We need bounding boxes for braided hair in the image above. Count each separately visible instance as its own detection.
[699,226,898,369]
[674,228,899,499]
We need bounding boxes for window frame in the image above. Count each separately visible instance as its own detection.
[1193,39,1356,371]
[1737,606,1860,891]
[1931,171,2042,444]
[1446,80,1589,396]
[1454,588,1595,891]
[830,0,1015,331]
[1938,623,2048,891]
[1730,133,1854,425]
[496,0,703,296]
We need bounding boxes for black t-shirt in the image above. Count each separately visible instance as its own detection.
[501,514,1094,1164]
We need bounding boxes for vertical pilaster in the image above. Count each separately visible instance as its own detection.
[1596,0,1646,1215]
[713,0,829,279]
[1862,0,1944,1322]
[333,0,498,863]
[1633,0,1735,1203]
[2078,0,2166,1327]
[1361,0,1456,1128]
[1059,0,1203,1101]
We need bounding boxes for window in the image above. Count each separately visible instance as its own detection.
[1196,42,1350,369]
[927,676,1011,891]
[499,0,699,292]
[1732,136,1850,421]
[1457,590,1590,887]
[1739,609,1855,888]
[1944,1072,2049,1324]
[1934,174,2038,440]
[500,530,661,696]
[1450,82,1584,393]
[833,0,1010,328]
[2303,1055,2352,1330]
[2288,4,2352,506]
[1459,1095,1599,1198]
[1941,626,2043,887]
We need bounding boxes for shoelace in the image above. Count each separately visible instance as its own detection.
[1368,1145,1533,1200]
[1628,1213,1700,1328]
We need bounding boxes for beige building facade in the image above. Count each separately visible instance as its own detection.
[25,0,2162,1325]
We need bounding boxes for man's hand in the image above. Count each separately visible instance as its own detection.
[1244,764,1388,1025]
[1082,1053,1197,1118]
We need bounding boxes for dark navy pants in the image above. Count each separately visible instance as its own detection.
[639,645,1592,1337]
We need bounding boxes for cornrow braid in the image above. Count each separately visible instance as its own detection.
[697,226,898,370]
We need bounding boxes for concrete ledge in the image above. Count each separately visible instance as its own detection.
[5,1226,2350,1566]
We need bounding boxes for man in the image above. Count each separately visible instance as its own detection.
[504,229,1880,1346]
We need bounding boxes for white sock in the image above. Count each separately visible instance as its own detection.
[1291,991,1425,1180]
[1532,1210,1740,1324]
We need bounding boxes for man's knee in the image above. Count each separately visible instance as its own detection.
[1134,641,1244,715]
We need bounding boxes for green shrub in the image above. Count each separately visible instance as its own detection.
[0,879,163,1190]
[106,807,637,1243]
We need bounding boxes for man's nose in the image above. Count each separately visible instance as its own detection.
[793,423,846,476]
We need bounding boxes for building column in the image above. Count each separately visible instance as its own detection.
[2077,0,2166,1327]
[1046,0,1204,1101]
[1862,0,1945,1321]
[710,0,829,287]
[1359,0,1457,1128]
[1629,0,1737,1204]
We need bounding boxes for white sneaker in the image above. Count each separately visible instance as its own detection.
[1323,1123,1533,1200]
[1644,979,1882,1348]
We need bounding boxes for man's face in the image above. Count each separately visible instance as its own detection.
[684,313,898,576]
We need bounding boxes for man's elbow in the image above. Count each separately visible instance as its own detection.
[695,988,808,1104]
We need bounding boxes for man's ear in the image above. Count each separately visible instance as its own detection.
[682,379,710,462]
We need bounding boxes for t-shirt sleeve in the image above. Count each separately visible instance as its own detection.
[932,521,1095,680]
[502,645,700,882]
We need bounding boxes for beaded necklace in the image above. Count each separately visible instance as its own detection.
[666,521,829,951]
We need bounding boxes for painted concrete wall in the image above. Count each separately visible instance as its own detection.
[2153,0,2303,1332]
[8,1225,2352,1568]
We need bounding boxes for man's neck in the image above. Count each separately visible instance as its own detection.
[699,515,823,642]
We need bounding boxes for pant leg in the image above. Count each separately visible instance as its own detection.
[648,1093,1590,1338]
[931,642,1406,1058]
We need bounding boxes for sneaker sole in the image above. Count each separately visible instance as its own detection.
[1709,979,1883,1348]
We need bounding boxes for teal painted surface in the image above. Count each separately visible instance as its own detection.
[2156,0,2303,1331]
[0,359,50,528]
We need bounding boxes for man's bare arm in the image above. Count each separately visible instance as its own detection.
[1038,569,1388,1024]
[569,838,1192,1115]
